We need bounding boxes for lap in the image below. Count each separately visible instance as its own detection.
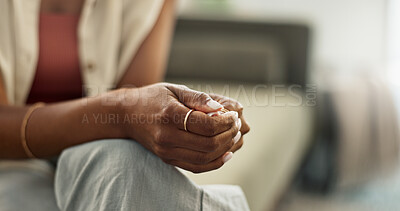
[0,160,58,211]
[0,139,249,211]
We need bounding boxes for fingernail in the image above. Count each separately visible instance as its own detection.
[237,118,242,130]
[207,100,223,110]
[223,152,233,163]
[233,131,241,144]
[224,111,238,119]
[207,111,223,117]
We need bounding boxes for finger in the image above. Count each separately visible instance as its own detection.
[187,111,239,137]
[239,116,250,135]
[209,93,244,116]
[158,122,239,153]
[208,94,249,136]
[163,128,238,164]
[165,152,233,174]
[165,102,239,136]
[166,84,223,113]
[157,143,232,165]
[231,137,244,153]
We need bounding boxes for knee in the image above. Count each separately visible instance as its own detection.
[55,140,205,211]
[57,139,151,175]
[55,140,160,210]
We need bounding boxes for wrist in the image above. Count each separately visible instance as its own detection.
[112,87,141,138]
[98,89,129,139]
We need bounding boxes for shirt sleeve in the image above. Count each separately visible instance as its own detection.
[115,0,165,84]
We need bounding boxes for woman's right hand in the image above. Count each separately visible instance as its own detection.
[115,83,241,173]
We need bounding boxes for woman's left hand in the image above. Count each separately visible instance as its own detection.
[208,94,250,153]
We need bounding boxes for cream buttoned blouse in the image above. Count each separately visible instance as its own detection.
[0,0,164,105]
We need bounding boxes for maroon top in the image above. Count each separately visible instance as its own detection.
[27,14,83,104]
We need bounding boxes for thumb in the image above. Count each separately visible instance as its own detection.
[166,84,223,113]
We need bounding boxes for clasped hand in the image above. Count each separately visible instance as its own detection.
[114,83,250,173]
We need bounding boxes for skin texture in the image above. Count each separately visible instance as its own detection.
[117,0,175,87]
[117,83,242,173]
[209,93,250,153]
[0,0,250,173]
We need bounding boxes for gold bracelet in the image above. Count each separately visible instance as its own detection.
[21,102,45,159]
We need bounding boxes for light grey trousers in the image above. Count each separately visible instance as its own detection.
[0,139,249,211]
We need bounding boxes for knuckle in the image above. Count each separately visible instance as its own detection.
[222,140,234,152]
[242,124,250,134]
[237,141,244,150]
[177,86,190,97]
[172,84,189,98]
[197,92,212,102]
[224,116,236,128]
[205,154,215,164]
[204,122,218,136]
[154,132,169,146]
[195,154,210,165]
[162,104,175,118]
[227,138,235,149]
[205,137,220,151]
[231,127,239,138]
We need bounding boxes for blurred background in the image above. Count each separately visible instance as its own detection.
[165,0,400,210]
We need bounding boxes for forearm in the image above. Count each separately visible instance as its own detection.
[0,91,125,159]
[117,0,175,88]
